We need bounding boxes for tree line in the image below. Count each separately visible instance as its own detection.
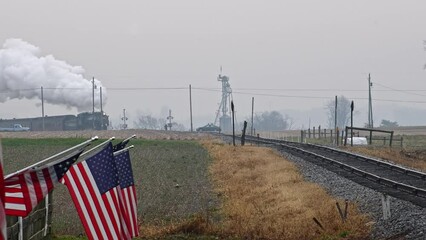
[132,96,399,131]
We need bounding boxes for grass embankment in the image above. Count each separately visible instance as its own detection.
[346,146,426,172]
[203,140,371,240]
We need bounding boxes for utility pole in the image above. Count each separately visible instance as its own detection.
[368,73,373,128]
[335,95,338,146]
[121,109,128,129]
[100,87,103,130]
[189,84,193,132]
[351,101,354,147]
[251,97,254,135]
[167,110,173,131]
[41,86,45,131]
[92,77,95,130]
[334,95,337,131]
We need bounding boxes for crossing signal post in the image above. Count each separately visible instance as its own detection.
[167,110,173,131]
[231,101,235,146]
[122,109,128,129]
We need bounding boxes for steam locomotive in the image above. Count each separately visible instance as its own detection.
[0,112,109,131]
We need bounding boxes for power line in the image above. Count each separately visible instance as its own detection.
[199,88,426,103]
[373,82,426,97]
[2,86,426,104]
[3,86,426,92]
[196,87,426,92]
[0,88,39,93]
[369,98,426,104]
[233,88,391,92]
[194,87,426,103]
[107,87,188,90]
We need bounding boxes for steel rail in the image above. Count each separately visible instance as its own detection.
[232,134,426,206]
[306,143,426,180]
[246,135,426,180]
[280,143,426,198]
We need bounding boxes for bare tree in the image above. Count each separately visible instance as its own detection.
[172,122,187,131]
[250,111,291,131]
[325,95,351,130]
[134,114,159,129]
[134,113,187,131]
[380,119,399,128]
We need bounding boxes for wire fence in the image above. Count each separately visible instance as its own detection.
[256,127,411,148]
[6,195,52,240]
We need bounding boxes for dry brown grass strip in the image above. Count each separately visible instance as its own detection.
[346,146,426,172]
[140,215,212,238]
[203,140,371,240]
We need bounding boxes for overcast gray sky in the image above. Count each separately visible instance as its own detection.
[1,1,426,129]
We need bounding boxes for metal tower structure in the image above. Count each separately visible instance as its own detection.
[214,71,232,132]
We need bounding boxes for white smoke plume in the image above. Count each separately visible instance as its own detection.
[0,38,106,111]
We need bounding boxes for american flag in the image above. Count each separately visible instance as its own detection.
[61,143,131,240]
[4,150,82,217]
[112,139,129,152]
[114,150,139,237]
[0,141,6,240]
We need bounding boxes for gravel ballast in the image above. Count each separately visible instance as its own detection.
[279,149,426,239]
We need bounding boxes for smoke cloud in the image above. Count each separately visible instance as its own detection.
[0,38,106,111]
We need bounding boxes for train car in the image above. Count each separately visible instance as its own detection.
[77,112,109,130]
[30,115,76,131]
[0,112,109,131]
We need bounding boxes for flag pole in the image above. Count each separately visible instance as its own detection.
[43,194,49,236]
[113,145,134,156]
[5,136,98,179]
[18,217,23,240]
[123,135,136,143]
[81,137,115,157]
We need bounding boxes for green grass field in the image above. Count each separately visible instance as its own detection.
[2,138,217,238]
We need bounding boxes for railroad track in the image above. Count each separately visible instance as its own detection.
[234,134,426,208]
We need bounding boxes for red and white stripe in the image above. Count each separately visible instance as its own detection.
[62,161,131,240]
[5,167,57,216]
[120,186,138,237]
[0,143,6,240]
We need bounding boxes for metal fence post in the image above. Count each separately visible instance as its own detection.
[382,193,391,220]
[336,128,339,146]
[257,134,260,146]
[318,125,321,138]
[344,127,348,146]
[369,130,373,145]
